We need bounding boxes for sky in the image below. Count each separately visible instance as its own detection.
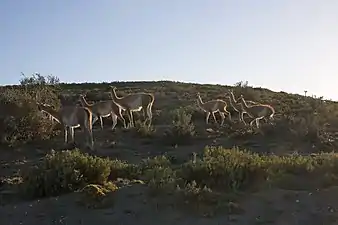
[1,0,338,100]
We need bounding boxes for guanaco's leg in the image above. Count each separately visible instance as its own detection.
[146,104,153,127]
[99,116,104,130]
[249,119,256,127]
[212,112,218,124]
[83,117,94,150]
[255,118,260,128]
[241,112,247,125]
[118,114,127,128]
[111,113,118,130]
[219,112,225,126]
[70,127,75,143]
[126,109,134,128]
[227,111,232,122]
[206,112,211,124]
[129,111,135,127]
[237,111,242,122]
[64,127,68,143]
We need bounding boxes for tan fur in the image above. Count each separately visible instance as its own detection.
[79,94,126,130]
[226,90,258,124]
[37,103,94,150]
[39,103,58,122]
[237,95,275,128]
[110,86,155,128]
[196,92,231,126]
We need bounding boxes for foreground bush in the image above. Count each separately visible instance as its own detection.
[21,149,113,198]
[19,145,338,205]
[0,74,61,146]
[21,149,141,198]
[179,147,338,191]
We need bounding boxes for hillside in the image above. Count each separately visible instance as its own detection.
[59,80,338,155]
[1,79,338,225]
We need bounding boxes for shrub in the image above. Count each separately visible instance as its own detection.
[133,120,156,138]
[140,155,178,194]
[109,159,140,180]
[179,147,267,191]
[0,74,61,146]
[163,108,195,145]
[21,149,113,198]
[179,146,338,192]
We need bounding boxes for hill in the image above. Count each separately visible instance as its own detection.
[58,80,338,155]
[1,77,338,225]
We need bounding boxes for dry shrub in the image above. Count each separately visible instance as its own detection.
[0,73,62,146]
[163,108,195,145]
[179,146,338,192]
[0,87,60,146]
[21,149,139,199]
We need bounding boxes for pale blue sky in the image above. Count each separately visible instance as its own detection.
[1,0,338,99]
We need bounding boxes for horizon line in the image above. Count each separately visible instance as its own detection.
[0,79,332,101]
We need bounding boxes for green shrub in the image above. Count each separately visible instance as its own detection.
[109,159,140,180]
[163,108,195,145]
[133,120,156,138]
[140,155,178,194]
[21,149,112,198]
[179,147,338,192]
[0,74,61,146]
[179,147,267,191]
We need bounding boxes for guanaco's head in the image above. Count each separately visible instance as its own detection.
[228,89,236,97]
[224,93,230,100]
[78,93,88,104]
[236,94,244,102]
[36,102,43,111]
[36,102,53,113]
[109,86,117,91]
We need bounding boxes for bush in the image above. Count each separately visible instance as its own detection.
[133,120,156,138]
[140,155,178,194]
[0,73,61,146]
[21,149,113,198]
[163,108,195,145]
[179,146,338,192]
[179,147,267,191]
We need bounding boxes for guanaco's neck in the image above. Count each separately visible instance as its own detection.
[80,96,91,107]
[229,92,237,103]
[39,105,61,123]
[227,96,237,109]
[196,94,204,108]
[111,89,123,103]
[240,97,250,109]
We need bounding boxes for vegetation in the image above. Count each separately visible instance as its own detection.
[0,73,61,146]
[17,146,338,213]
[1,74,338,220]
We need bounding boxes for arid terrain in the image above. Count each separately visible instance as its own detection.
[1,78,338,225]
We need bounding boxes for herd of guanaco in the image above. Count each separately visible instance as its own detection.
[35,86,275,150]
